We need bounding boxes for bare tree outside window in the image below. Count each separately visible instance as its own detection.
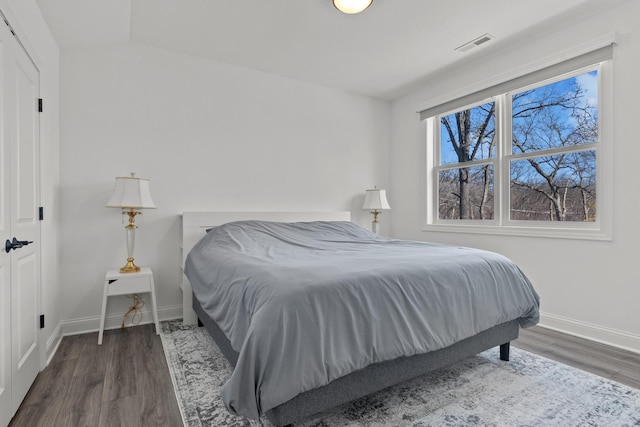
[439,102,495,220]
[436,69,598,223]
[510,71,597,222]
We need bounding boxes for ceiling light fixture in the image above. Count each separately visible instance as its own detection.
[333,0,373,14]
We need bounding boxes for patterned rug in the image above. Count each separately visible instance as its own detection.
[160,320,640,427]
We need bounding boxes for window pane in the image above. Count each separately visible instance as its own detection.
[510,150,596,222]
[438,165,494,220]
[512,70,598,154]
[440,102,495,165]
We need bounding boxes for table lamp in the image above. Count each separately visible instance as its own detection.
[362,186,391,234]
[106,173,156,273]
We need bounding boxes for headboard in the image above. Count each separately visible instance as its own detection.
[179,211,351,324]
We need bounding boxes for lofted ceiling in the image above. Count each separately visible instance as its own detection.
[36,0,609,100]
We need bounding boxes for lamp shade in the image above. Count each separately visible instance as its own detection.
[106,174,156,209]
[333,0,373,14]
[362,188,391,210]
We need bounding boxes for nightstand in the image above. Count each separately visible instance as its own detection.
[98,267,160,345]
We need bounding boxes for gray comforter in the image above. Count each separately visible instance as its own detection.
[185,220,540,420]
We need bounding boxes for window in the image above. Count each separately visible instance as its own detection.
[510,73,598,222]
[437,101,497,221]
[421,45,612,240]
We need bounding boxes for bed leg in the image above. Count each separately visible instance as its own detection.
[499,342,510,361]
[197,318,203,327]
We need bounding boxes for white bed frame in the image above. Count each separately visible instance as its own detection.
[179,211,351,324]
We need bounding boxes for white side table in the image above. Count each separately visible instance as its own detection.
[98,267,160,345]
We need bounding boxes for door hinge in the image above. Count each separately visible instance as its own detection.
[38,98,43,113]
[39,206,44,220]
[40,314,45,329]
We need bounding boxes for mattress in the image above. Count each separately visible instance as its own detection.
[184,220,540,420]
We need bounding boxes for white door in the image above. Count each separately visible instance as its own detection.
[0,17,15,426]
[0,16,41,426]
[0,17,13,425]
[10,22,41,417]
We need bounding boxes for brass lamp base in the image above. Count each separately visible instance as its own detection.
[370,209,381,234]
[120,257,141,274]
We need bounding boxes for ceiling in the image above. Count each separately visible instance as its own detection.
[36,0,608,100]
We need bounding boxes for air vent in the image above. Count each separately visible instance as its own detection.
[455,33,495,53]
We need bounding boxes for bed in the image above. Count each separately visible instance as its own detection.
[180,211,540,426]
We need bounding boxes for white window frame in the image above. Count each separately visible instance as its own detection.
[424,60,613,241]
[432,97,500,227]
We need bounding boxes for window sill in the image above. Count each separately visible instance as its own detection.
[422,223,612,241]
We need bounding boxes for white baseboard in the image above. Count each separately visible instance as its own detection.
[45,321,63,366]
[51,308,639,364]
[539,311,640,354]
[60,304,183,337]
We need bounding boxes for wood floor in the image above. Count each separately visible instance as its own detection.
[9,324,182,427]
[8,323,640,426]
[513,326,640,389]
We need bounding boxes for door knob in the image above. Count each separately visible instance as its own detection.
[5,237,33,253]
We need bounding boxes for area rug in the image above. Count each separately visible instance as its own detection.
[160,320,640,427]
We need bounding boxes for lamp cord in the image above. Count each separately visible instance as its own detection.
[121,294,145,328]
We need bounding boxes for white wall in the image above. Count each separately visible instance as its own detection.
[0,0,61,362]
[390,0,640,351]
[59,42,390,332]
